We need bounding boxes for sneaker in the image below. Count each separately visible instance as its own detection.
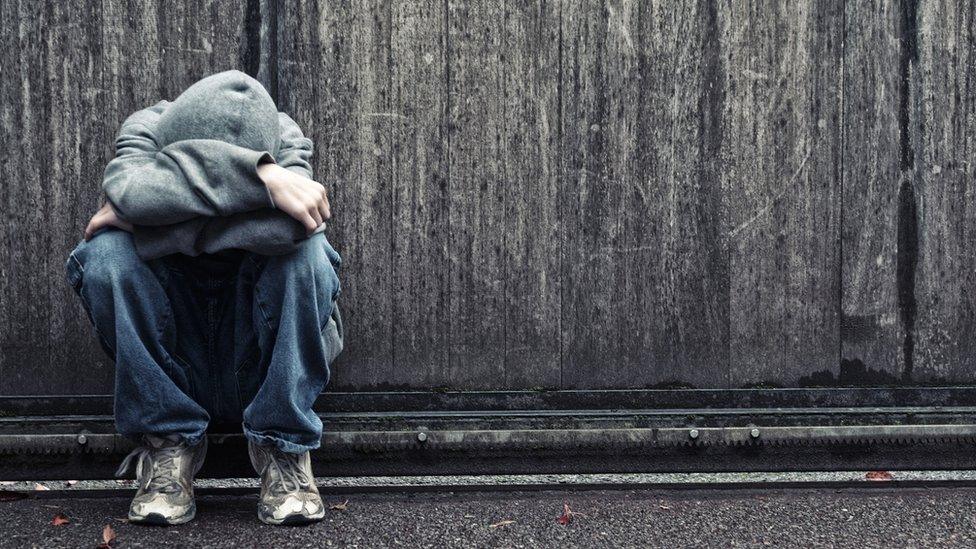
[116,434,208,525]
[248,440,325,525]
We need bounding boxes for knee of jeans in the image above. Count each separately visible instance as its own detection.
[264,233,340,300]
[74,229,145,292]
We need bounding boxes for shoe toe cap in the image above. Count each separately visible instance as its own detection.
[131,494,188,520]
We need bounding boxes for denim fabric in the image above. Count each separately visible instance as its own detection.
[65,227,343,454]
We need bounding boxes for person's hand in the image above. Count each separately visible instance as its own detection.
[257,163,331,234]
[85,201,133,240]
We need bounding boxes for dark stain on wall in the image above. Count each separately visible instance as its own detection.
[840,314,882,345]
[241,0,263,79]
[896,0,919,382]
[898,0,918,171]
[897,177,919,382]
[798,358,902,387]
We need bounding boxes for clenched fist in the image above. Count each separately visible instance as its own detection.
[257,163,331,234]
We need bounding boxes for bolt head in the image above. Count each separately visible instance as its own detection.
[689,429,700,439]
[76,434,88,445]
[417,432,428,443]
[750,428,760,439]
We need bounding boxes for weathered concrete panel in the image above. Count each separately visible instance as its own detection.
[559,1,730,390]
[912,0,976,381]
[0,0,257,394]
[839,0,905,386]
[276,1,397,390]
[3,1,976,397]
[724,1,844,387]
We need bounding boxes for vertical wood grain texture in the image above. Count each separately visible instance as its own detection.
[446,0,507,388]
[839,1,905,384]
[560,0,650,389]
[500,1,562,389]
[559,0,729,390]
[912,0,976,381]
[0,0,109,394]
[389,0,451,388]
[6,1,976,397]
[724,1,843,386]
[276,0,396,389]
[662,1,730,388]
[1,0,255,395]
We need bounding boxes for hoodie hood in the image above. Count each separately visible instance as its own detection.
[155,70,280,154]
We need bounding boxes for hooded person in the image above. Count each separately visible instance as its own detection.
[102,69,326,260]
[68,69,341,527]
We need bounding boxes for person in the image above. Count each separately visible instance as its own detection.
[64,70,344,526]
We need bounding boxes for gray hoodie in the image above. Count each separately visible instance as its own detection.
[102,69,325,260]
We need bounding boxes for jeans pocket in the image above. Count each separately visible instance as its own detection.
[321,235,342,272]
[66,252,84,291]
[321,300,344,366]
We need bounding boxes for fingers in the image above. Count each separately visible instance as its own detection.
[308,204,324,229]
[316,187,331,221]
[301,212,319,234]
[84,215,102,241]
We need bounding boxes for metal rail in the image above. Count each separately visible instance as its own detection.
[4,391,976,479]
[3,424,976,455]
[2,419,976,480]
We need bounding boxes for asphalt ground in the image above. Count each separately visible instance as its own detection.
[2,478,975,548]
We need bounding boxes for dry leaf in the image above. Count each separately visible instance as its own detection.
[34,483,50,491]
[659,505,671,510]
[489,519,515,528]
[865,470,893,481]
[51,514,70,526]
[330,499,349,511]
[97,524,116,548]
[557,503,577,525]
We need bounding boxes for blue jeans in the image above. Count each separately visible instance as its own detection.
[65,228,343,454]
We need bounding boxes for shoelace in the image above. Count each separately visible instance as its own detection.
[116,445,185,494]
[264,451,312,496]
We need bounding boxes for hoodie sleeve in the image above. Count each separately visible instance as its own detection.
[124,110,323,260]
[102,101,277,226]
[275,111,314,179]
[131,209,326,260]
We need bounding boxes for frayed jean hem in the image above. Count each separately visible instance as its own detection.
[243,425,321,454]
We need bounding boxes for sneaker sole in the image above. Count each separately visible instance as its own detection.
[258,509,325,526]
[130,505,196,526]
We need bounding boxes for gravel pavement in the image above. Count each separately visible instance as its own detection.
[2,483,975,548]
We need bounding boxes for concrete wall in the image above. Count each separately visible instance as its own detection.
[1,1,974,395]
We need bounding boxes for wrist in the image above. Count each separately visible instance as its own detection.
[257,162,280,184]
[257,163,280,208]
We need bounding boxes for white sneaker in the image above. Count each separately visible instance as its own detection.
[116,435,207,525]
[248,440,325,525]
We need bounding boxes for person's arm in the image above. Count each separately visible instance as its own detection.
[123,111,330,260]
[101,101,277,226]
[274,111,314,180]
[130,209,324,259]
